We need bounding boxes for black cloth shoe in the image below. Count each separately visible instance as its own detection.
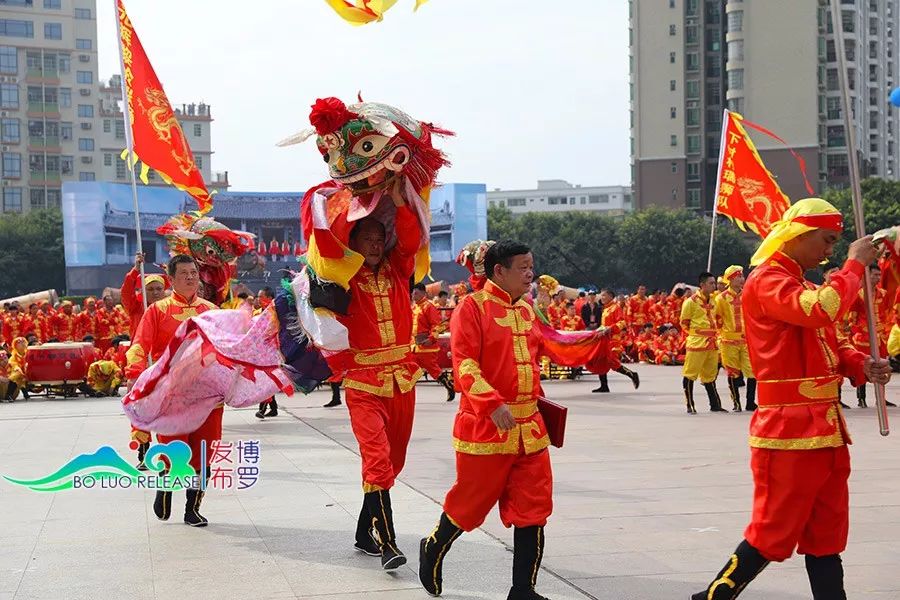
[705,383,727,412]
[805,554,846,600]
[265,397,278,417]
[255,402,267,419]
[727,377,742,412]
[592,374,610,393]
[153,490,172,521]
[184,488,208,527]
[354,501,379,556]
[745,378,757,411]
[683,377,697,414]
[692,539,769,599]
[508,525,548,600]
[364,490,406,570]
[616,366,640,389]
[324,382,342,408]
[437,372,456,402]
[419,512,463,596]
[136,442,149,471]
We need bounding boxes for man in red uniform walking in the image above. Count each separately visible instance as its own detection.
[126,255,219,527]
[418,240,554,600]
[412,283,455,402]
[693,199,892,599]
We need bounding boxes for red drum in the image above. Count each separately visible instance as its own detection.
[437,333,452,371]
[25,343,91,385]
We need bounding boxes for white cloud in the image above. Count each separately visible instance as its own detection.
[100,0,629,191]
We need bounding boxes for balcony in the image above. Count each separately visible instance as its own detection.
[29,170,62,185]
[26,102,60,116]
[25,67,59,83]
[28,135,61,150]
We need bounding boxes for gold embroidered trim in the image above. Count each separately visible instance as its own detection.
[353,345,410,366]
[362,482,384,493]
[452,423,550,455]
[458,358,496,395]
[798,379,839,400]
[508,402,538,419]
[799,286,841,320]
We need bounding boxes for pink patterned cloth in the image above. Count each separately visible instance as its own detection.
[122,308,292,435]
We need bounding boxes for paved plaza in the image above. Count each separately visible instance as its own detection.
[0,365,897,600]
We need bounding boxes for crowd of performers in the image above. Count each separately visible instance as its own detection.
[3,92,899,600]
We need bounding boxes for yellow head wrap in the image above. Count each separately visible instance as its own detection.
[537,275,560,295]
[144,274,165,287]
[750,198,844,267]
[723,265,744,282]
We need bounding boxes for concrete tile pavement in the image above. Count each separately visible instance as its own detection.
[0,364,896,599]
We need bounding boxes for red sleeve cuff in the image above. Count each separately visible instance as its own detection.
[842,259,865,279]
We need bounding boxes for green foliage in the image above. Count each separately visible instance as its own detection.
[0,209,66,298]
[487,205,753,291]
[822,178,900,262]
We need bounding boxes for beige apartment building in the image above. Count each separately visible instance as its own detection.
[630,0,900,214]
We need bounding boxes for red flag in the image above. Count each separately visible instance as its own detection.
[116,1,214,214]
[714,112,795,238]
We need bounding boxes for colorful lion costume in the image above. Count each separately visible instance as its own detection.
[156,213,255,306]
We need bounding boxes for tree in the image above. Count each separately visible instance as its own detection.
[0,209,66,298]
[823,177,900,262]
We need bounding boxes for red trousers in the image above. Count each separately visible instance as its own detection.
[345,387,415,491]
[444,447,553,532]
[413,350,443,380]
[744,445,850,562]
[157,406,224,472]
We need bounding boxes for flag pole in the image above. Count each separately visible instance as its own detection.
[707,108,730,271]
[829,0,889,436]
[113,0,147,310]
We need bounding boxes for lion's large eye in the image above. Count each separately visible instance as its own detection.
[352,134,390,158]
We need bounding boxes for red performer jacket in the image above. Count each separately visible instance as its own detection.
[626,294,652,327]
[600,301,627,352]
[744,252,868,450]
[53,311,78,342]
[414,296,446,351]
[125,292,217,380]
[327,205,423,398]
[450,279,551,456]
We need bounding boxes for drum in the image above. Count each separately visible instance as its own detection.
[25,343,91,385]
[437,333,452,371]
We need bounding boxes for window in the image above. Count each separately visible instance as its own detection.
[0,20,34,39]
[670,52,676,64]
[115,155,127,179]
[728,40,744,61]
[687,162,700,181]
[706,81,721,104]
[826,68,839,91]
[728,68,744,90]
[76,71,92,84]
[115,119,125,139]
[671,162,678,173]
[827,125,845,147]
[670,79,677,91]
[669,0,675,7]
[686,107,700,126]
[686,52,699,71]
[686,80,700,98]
[58,53,70,73]
[74,8,92,19]
[548,196,567,206]
[0,46,17,74]
[78,171,95,181]
[78,138,94,151]
[686,25,698,44]
[727,97,744,114]
[707,62,721,78]
[670,134,678,147]
[727,10,743,33]
[687,134,701,153]
[1,118,20,143]
[77,104,93,118]
[196,155,203,169]
[669,24,677,36]
[44,0,62,7]
[686,0,698,14]
[30,188,45,210]
[670,106,677,119]
[44,23,62,40]
[707,38,721,53]
[193,123,202,137]
[3,188,23,213]
[58,87,71,108]
[2,152,22,178]
[46,189,60,208]
[588,195,609,204]
[106,233,127,263]
[103,153,112,167]
[60,122,72,140]
[0,83,19,109]
[60,155,73,174]
[687,189,701,208]
[507,198,526,207]
[103,119,110,133]
[75,39,92,50]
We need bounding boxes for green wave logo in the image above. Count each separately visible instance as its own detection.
[3,442,196,492]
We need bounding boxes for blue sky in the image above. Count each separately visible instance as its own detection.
[99,0,630,192]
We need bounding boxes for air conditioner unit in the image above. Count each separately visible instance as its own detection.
[80,156,92,164]
[79,88,90,96]
[80,122,91,130]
